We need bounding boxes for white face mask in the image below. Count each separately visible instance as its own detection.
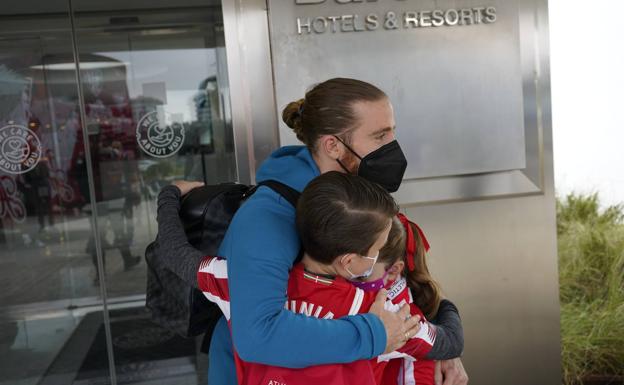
[345,252,379,280]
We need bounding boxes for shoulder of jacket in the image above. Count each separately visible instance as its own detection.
[227,186,297,236]
[243,184,296,212]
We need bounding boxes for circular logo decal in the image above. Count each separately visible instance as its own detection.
[0,124,42,175]
[136,111,185,158]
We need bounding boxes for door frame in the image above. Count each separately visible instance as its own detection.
[222,0,279,184]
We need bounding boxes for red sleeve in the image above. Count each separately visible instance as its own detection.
[377,303,436,362]
[196,256,231,320]
[394,304,436,359]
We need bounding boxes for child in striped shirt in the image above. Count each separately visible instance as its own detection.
[197,172,436,385]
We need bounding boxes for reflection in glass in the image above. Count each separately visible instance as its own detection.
[1,1,234,384]
[72,3,235,384]
[0,8,113,385]
[74,15,235,296]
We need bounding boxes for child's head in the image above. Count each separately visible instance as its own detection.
[296,171,398,280]
[351,217,406,290]
[361,214,443,319]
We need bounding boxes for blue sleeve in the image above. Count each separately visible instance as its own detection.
[224,189,387,368]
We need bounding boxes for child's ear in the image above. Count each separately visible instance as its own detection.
[339,253,357,269]
[387,261,405,281]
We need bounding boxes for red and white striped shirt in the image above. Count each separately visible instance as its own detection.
[197,256,435,385]
[375,278,436,385]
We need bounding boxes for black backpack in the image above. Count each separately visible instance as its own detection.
[145,180,300,339]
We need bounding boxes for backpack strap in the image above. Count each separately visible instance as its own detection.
[257,180,301,208]
[256,180,304,262]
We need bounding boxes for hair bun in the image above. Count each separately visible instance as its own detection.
[282,98,306,143]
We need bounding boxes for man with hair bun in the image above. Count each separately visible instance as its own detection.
[157,78,468,385]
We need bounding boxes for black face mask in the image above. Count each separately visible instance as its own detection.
[334,137,408,193]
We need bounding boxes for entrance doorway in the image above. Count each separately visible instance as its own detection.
[0,1,235,383]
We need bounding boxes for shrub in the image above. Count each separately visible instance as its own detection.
[557,193,624,384]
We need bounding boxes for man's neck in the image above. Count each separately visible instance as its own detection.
[312,151,344,174]
[301,253,337,277]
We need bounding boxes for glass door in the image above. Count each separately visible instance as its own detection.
[0,1,236,384]
[71,1,235,295]
[0,3,115,384]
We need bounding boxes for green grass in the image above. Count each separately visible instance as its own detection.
[557,193,624,384]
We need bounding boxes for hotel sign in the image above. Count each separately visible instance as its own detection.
[293,0,497,35]
[270,0,527,189]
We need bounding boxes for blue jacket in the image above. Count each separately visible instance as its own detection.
[217,145,387,367]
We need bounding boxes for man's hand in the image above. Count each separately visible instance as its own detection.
[435,358,469,385]
[368,289,421,354]
[172,180,204,196]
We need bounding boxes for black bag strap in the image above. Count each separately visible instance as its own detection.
[256,180,301,208]
[258,180,304,264]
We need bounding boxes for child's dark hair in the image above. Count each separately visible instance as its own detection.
[380,215,443,319]
[296,171,398,265]
[378,217,405,266]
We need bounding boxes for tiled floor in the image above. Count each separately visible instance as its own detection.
[0,305,205,385]
[0,201,204,384]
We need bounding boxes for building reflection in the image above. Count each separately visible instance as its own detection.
[0,5,233,383]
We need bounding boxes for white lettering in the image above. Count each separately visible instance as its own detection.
[299,301,314,316]
[431,9,445,27]
[444,9,460,26]
[387,279,407,301]
[484,7,497,23]
[365,13,379,30]
[293,6,496,35]
[460,8,475,25]
[420,11,432,27]
[167,136,182,152]
[472,7,485,24]
[340,15,354,32]
[353,14,366,31]
[312,17,328,33]
[297,17,312,34]
[285,299,334,319]
[404,12,418,28]
[327,16,341,33]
